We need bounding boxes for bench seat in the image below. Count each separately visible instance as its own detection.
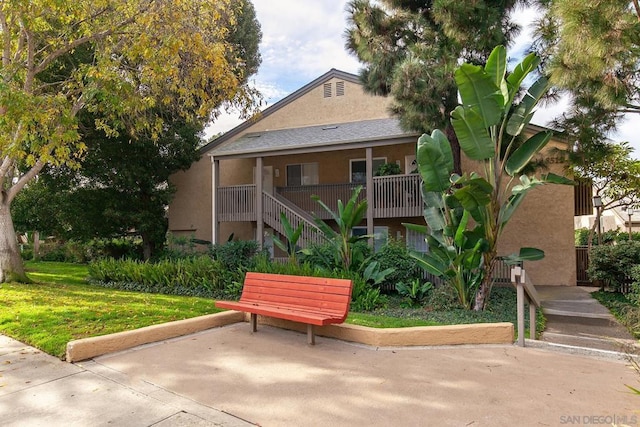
[215,272,353,344]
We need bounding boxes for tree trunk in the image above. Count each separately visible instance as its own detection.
[445,124,462,175]
[474,249,497,311]
[0,198,29,283]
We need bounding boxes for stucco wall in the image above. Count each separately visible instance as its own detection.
[167,155,212,243]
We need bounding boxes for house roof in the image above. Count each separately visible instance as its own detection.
[200,68,362,155]
[208,118,419,159]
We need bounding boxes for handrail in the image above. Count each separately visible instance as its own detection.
[262,192,323,247]
[511,266,540,347]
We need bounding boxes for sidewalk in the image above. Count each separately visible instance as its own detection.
[536,285,640,354]
[2,323,640,427]
[0,334,250,426]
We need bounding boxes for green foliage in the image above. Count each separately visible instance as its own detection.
[591,290,640,339]
[575,228,640,246]
[350,275,388,312]
[374,162,402,176]
[371,238,422,291]
[588,241,640,292]
[88,256,223,298]
[272,212,304,263]
[308,186,369,271]
[396,279,432,308]
[407,46,570,311]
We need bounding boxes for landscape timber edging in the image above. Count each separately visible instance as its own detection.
[66,310,514,362]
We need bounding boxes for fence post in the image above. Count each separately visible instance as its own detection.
[512,266,526,347]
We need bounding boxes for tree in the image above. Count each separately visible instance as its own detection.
[37,114,203,260]
[573,142,640,248]
[407,46,571,310]
[345,0,525,172]
[533,0,640,150]
[0,0,261,281]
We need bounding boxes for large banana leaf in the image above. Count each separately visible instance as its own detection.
[503,247,545,265]
[484,45,507,107]
[505,52,540,107]
[541,172,575,185]
[417,131,453,192]
[451,106,496,160]
[454,63,503,127]
[505,131,552,176]
[506,76,549,136]
[409,250,449,277]
[452,176,493,211]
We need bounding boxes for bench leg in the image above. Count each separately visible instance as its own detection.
[250,313,257,333]
[307,324,315,345]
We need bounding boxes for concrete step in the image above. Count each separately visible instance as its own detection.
[541,331,640,354]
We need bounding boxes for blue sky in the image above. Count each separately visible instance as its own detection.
[207,0,638,155]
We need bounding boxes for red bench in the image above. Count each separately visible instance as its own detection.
[215,272,353,345]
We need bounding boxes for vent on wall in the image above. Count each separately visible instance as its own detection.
[323,83,332,98]
[336,81,345,96]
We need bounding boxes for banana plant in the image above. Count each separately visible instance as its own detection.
[407,46,573,311]
[272,212,304,264]
[308,185,369,271]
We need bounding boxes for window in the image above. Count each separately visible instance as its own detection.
[350,158,386,183]
[352,226,388,252]
[336,81,345,96]
[323,83,332,98]
[406,228,428,253]
[286,163,319,186]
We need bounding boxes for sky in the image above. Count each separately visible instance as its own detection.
[206,0,639,155]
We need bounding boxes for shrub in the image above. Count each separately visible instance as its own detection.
[396,279,432,308]
[371,239,422,291]
[88,256,223,297]
[424,283,462,311]
[588,241,640,291]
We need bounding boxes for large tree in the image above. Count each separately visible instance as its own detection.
[345,0,525,172]
[533,0,640,150]
[0,0,261,281]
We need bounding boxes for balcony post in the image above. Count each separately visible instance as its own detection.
[256,157,264,249]
[366,147,374,246]
[211,157,219,245]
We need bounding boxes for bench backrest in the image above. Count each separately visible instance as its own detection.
[241,272,353,320]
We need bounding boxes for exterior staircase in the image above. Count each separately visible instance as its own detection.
[262,191,323,247]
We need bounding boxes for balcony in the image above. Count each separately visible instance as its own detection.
[217,174,422,221]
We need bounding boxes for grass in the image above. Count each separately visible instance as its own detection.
[1,262,539,359]
[0,261,221,359]
[591,290,640,339]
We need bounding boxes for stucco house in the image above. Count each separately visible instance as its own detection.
[168,69,577,287]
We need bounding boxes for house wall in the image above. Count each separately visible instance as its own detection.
[460,138,576,287]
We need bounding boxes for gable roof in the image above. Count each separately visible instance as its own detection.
[200,69,361,154]
[209,118,418,159]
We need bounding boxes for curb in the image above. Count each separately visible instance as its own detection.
[66,310,514,362]
[66,311,244,362]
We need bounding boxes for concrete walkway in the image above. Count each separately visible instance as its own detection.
[537,286,640,354]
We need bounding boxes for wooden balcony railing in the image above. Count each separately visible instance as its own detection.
[372,174,422,218]
[217,184,256,222]
[217,175,424,223]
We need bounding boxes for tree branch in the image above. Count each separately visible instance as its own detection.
[0,155,13,189]
[6,160,44,203]
[33,2,155,76]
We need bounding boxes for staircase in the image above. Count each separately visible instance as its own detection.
[262,191,323,247]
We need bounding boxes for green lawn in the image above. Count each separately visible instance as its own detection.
[1,262,531,360]
[0,262,221,359]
